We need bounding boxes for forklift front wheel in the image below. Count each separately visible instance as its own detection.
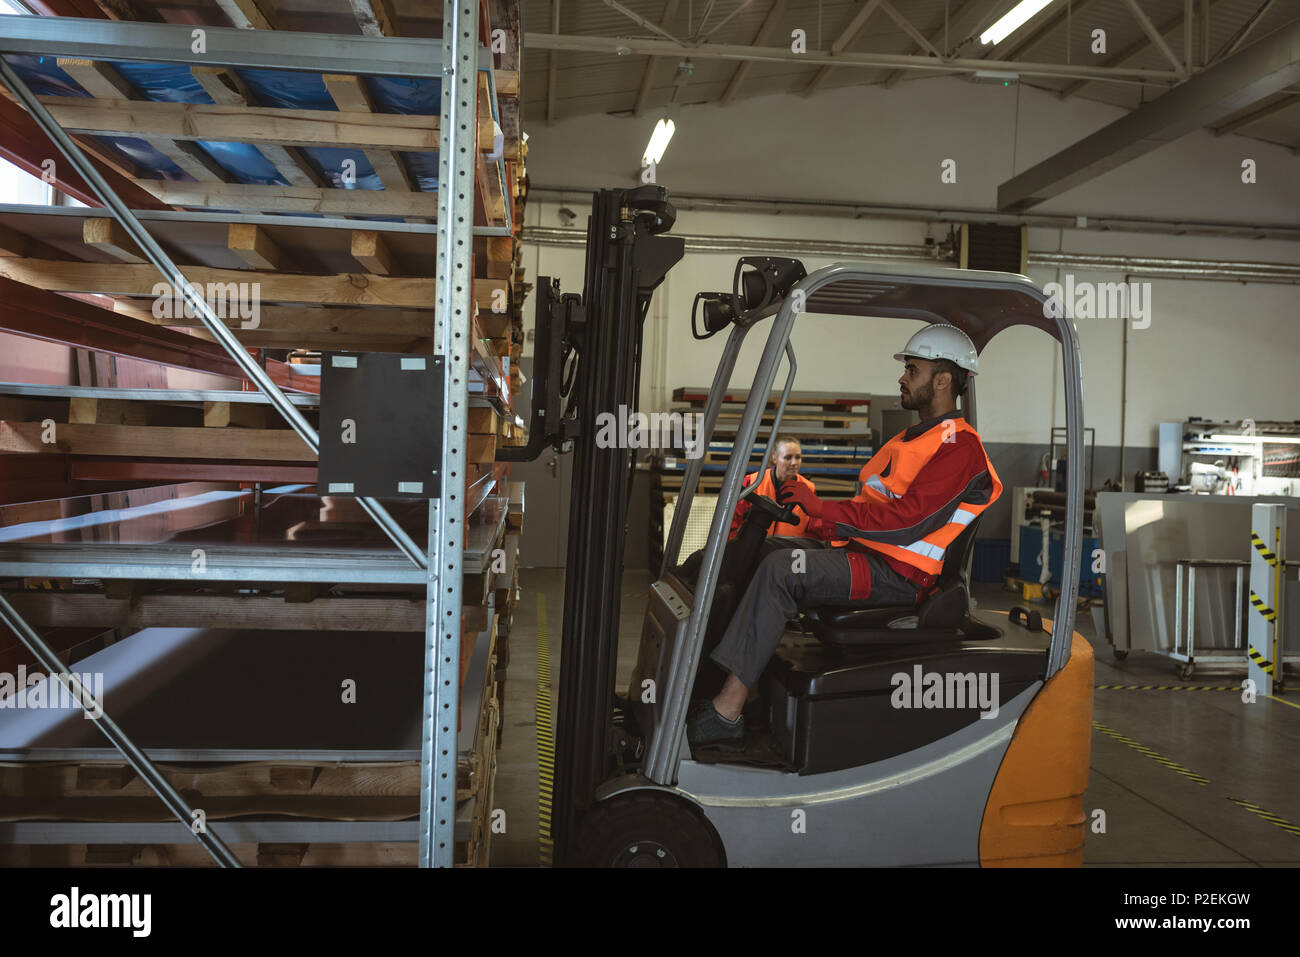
[570,791,725,868]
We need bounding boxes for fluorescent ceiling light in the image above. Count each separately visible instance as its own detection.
[980,0,1054,45]
[643,118,675,166]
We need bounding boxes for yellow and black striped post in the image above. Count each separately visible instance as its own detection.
[1248,505,1286,695]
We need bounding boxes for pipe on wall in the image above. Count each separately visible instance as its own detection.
[531,188,1300,244]
[525,226,1300,284]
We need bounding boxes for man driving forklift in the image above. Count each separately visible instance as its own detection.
[688,324,1004,750]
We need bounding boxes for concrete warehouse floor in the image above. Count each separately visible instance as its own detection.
[490,567,1300,868]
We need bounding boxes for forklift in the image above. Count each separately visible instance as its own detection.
[511,186,1094,867]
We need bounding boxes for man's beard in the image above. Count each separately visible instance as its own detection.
[900,381,932,411]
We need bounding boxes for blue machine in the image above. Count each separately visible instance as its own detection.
[1018,525,1103,597]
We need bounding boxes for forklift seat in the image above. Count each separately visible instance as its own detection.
[802,519,982,648]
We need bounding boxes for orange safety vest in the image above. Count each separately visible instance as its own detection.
[735,470,817,538]
[839,416,1002,575]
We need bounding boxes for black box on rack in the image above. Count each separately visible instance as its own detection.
[317,351,444,499]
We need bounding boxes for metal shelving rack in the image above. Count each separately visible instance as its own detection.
[0,1,486,868]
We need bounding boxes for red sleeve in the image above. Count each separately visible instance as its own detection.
[803,516,837,541]
[819,433,992,539]
[728,473,758,538]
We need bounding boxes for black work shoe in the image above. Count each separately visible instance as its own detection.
[687,700,745,751]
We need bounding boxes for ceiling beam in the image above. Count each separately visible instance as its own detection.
[883,0,999,89]
[1119,0,1186,76]
[600,0,680,44]
[528,32,1181,84]
[804,0,884,96]
[998,16,1300,210]
[1201,0,1210,65]
[1059,2,1216,99]
[1211,92,1300,136]
[719,0,786,106]
[547,0,560,124]
[633,0,681,117]
[1210,0,1276,64]
[698,0,758,42]
[878,0,943,58]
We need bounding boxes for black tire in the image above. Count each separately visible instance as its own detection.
[1112,649,1129,661]
[570,792,725,868]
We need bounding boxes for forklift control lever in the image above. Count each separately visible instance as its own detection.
[1009,606,1045,632]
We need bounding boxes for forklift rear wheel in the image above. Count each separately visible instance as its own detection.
[571,792,725,868]
[1112,649,1129,661]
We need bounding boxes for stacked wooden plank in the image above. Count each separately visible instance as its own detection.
[656,388,874,498]
[490,482,523,741]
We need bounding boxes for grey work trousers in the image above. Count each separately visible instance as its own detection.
[710,540,919,689]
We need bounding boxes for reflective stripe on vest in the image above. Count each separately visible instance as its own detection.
[837,416,1002,575]
[863,474,897,499]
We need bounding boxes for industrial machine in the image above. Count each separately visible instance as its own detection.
[527,187,1094,868]
[1160,418,1300,497]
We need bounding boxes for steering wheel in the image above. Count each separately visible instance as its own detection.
[746,492,799,527]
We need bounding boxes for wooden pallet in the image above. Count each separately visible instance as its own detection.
[672,387,870,410]
[658,476,861,496]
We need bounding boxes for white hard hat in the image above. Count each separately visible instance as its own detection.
[893,323,979,375]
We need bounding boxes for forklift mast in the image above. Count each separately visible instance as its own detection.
[531,187,683,864]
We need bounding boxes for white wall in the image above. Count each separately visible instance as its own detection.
[520,76,1300,452]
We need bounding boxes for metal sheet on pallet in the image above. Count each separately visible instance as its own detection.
[0,821,421,844]
[0,628,425,760]
[0,498,507,581]
[457,602,496,755]
[0,381,510,417]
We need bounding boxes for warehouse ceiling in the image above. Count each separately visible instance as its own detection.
[523,0,1300,154]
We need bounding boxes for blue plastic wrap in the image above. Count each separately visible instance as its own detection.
[4,55,464,202]
[237,68,383,190]
[108,61,288,185]
[6,55,188,180]
[366,75,443,191]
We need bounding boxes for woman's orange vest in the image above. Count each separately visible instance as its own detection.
[839,417,1001,575]
[737,470,817,538]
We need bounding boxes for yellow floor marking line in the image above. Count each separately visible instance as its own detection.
[1095,684,1236,692]
[1091,721,1210,787]
[535,593,554,868]
[1227,798,1300,839]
